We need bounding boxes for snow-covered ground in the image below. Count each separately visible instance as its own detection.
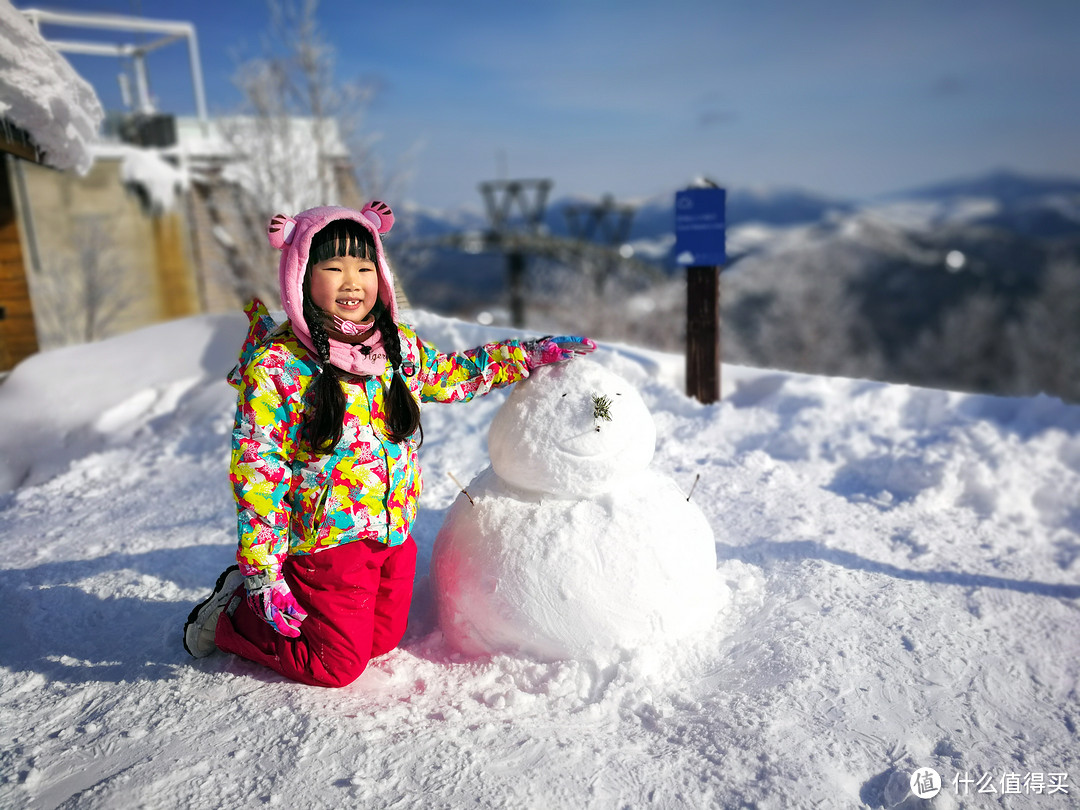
[1,310,1077,809]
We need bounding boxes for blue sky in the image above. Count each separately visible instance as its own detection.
[20,0,1080,210]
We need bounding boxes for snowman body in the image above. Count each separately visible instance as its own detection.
[431,360,718,661]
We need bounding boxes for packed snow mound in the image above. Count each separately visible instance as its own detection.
[0,311,249,492]
[433,468,720,661]
[489,359,656,497]
[434,359,718,661]
[0,4,103,173]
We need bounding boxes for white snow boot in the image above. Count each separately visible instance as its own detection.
[183,566,244,658]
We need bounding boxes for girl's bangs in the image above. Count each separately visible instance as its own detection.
[309,220,376,265]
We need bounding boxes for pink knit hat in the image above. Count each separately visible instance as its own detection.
[267,202,398,363]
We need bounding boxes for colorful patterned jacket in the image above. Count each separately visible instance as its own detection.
[227,300,532,579]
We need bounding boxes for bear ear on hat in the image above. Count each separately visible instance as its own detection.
[360,201,394,234]
[267,214,297,250]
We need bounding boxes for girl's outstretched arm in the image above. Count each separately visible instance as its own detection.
[407,326,594,404]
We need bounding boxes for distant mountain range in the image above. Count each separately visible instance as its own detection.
[866,169,1080,239]
[398,185,853,242]
[400,169,1080,250]
[392,170,1080,337]
[888,169,1080,207]
[716,170,1080,399]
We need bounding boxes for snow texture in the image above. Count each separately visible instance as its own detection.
[488,360,657,497]
[434,360,720,661]
[1,309,1078,809]
[0,2,103,174]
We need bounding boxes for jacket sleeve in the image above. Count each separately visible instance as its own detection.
[415,334,532,404]
[227,298,278,390]
[230,354,301,578]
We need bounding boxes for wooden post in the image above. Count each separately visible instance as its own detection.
[676,183,725,404]
[686,264,720,403]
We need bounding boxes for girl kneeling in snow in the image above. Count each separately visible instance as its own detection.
[183,202,593,687]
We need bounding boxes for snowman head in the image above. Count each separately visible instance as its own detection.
[489,359,656,497]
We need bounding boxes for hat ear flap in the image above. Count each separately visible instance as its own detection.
[360,201,394,234]
[267,214,297,249]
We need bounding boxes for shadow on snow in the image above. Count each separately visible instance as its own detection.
[716,539,1080,599]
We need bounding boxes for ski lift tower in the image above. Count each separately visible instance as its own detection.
[564,194,636,295]
[20,7,210,141]
[479,178,553,328]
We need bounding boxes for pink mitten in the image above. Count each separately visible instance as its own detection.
[524,335,597,369]
[245,571,308,638]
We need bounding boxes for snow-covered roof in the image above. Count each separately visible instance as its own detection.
[0,2,103,173]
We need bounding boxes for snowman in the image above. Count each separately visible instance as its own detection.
[431,358,719,661]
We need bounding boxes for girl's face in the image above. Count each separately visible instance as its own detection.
[308,253,381,323]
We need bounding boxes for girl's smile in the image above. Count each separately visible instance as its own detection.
[309,254,380,323]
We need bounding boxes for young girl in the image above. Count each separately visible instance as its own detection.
[183,202,594,688]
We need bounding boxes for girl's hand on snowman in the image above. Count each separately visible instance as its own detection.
[523,336,596,369]
[244,569,308,638]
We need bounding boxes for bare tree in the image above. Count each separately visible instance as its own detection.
[723,245,885,381]
[198,0,395,303]
[895,291,1010,393]
[525,257,685,351]
[1008,258,1080,401]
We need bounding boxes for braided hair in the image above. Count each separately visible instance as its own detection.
[302,297,347,454]
[375,303,423,445]
[300,219,422,454]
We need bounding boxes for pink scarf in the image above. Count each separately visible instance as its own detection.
[320,313,388,377]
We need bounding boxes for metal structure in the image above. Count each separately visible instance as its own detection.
[478,178,552,235]
[21,7,208,128]
[470,181,655,326]
[564,194,637,294]
[478,179,552,327]
[564,194,635,245]
[432,228,660,280]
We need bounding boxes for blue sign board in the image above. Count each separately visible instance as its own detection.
[674,187,726,266]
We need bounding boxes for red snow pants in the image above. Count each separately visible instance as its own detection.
[215,536,417,688]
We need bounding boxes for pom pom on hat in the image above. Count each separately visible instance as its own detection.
[360,201,394,234]
[267,214,297,249]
